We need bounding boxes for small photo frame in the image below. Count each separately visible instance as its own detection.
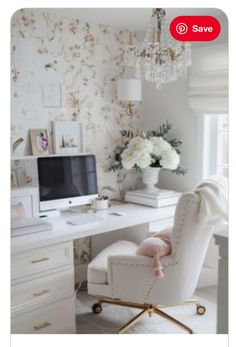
[29,128,50,156]
[11,171,18,189]
[11,187,39,218]
[53,121,83,154]
[42,83,62,108]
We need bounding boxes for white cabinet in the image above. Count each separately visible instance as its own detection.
[11,242,73,282]
[11,241,76,334]
[12,296,75,334]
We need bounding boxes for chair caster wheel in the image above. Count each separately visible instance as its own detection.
[92,303,102,314]
[196,304,206,315]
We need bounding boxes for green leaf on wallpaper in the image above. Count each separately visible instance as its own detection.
[44,60,58,71]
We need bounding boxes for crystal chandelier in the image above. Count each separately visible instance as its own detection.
[124,8,192,89]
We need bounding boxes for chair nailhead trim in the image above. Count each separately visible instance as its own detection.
[145,197,198,301]
[110,196,198,301]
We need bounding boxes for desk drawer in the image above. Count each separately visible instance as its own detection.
[11,241,73,281]
[11,268,74,315]
[11,296,76,334]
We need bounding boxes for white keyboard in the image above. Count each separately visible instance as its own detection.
[66,214,103,226]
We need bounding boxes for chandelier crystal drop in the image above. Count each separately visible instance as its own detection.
[124,8,192,89]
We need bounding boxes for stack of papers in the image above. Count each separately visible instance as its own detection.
[11,218,52,238]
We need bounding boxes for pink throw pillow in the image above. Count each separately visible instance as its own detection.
[136,228,172,278]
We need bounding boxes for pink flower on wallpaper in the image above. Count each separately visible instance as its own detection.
[56,20,64,32]
[21,15,35,27]
[69,44,80,58]
[84,33,95,44]
[38,47,49,54]
[68,19,79,34]
[66,91,79,109]
[11,67,20,82]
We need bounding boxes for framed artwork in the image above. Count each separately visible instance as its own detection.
[53,121,83,154]
[11,171,18,189]
[42,83,62,108]
[29,128,50,156]
[11,187,39,218]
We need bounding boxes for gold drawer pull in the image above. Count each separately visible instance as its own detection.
[32,289,50,297]
[31,257,49,264]
[34,321,51,331]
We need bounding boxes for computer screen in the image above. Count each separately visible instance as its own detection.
[37,155,98,211]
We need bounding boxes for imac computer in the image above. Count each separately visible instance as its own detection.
[37,155,98,214]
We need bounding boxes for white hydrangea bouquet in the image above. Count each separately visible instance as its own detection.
[110,121,187,175]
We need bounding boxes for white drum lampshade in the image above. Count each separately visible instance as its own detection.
[117,79,142,102]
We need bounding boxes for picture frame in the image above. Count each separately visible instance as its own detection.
[42,82,62,108]
[53,121,83,154]
[11,171,18,189]
[29,128,50,156]
[11,187,39,218]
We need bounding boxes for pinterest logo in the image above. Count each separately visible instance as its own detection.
[170,16,221,41]
[176,23,188,34]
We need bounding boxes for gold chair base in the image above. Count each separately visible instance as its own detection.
[92,297,205,334]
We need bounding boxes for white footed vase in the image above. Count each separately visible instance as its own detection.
[141,167,160,192]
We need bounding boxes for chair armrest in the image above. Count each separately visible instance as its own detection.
[107,254,174,302]
[108,254,174,269]
[109,254,153,267]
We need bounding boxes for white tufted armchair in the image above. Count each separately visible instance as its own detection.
[87,191,217,334]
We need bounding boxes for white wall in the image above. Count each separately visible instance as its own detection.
[141,76,198,192]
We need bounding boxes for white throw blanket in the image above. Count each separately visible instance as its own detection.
[194,175,228,224]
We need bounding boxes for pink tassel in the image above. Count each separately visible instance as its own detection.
[153,254,164,278]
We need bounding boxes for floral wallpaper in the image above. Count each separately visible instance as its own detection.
[11,9,142,280]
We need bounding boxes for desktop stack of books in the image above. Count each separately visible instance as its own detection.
[125,189,182,208]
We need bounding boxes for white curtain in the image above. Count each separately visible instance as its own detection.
[189,43,228,114]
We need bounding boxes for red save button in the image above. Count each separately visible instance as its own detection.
[170,16,221,41]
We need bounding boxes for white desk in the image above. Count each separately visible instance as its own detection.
[11,202,175,334]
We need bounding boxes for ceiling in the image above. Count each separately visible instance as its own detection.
[44,8,226,31]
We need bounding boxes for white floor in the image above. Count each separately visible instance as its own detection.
[76,286,217,334]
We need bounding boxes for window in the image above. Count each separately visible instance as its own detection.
[216,115,229,177]
[198,114,228,179]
